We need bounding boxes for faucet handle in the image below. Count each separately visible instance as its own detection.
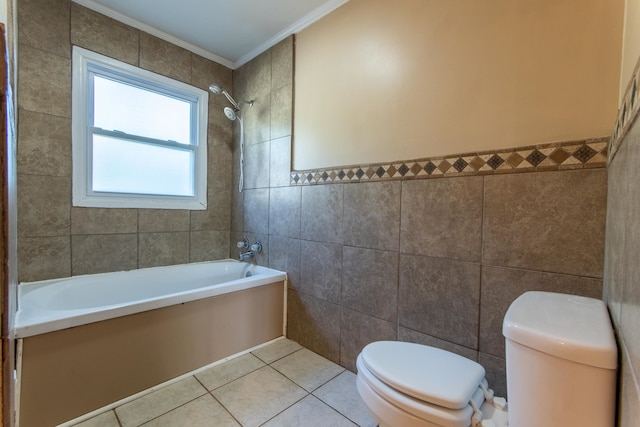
[250,241,262,253]
[236,238,249,249]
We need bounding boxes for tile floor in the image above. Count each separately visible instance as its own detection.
[71,339,378,427]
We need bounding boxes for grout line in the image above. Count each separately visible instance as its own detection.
[477,176,486,354]
[479,261,606,280]
[396,181,403,339]
[134,390,209,427]
[257,392,309,427]
[308,369,345,394]
[113,409,123,427]
[338,183,345,366]
[205,363,267,394]
[258,346,303,365]
[398,324,482,357]
[68,232,73,278]
[192,373,246,427]
[258,349,350,426]
[207,389,243,427]
[192,375,208,391]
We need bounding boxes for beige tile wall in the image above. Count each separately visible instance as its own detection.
[16,0,234,282]
[605,113,640,425]
[14,0,620,411]
[232,37,608,397]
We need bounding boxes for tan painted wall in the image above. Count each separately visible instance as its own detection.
[620,0,640,100]
[294,0,624,170]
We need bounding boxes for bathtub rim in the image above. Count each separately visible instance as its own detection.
[14,259,287,339]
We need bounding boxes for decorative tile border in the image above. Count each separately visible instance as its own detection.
[291,138,609,185]
[610,55,640,162]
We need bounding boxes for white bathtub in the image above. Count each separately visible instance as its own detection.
[17,259,288,427]
[15,259,287,338]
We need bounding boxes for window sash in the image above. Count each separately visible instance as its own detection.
[72,46,208,210]
[88,130,196,197]
[87,67,198,146]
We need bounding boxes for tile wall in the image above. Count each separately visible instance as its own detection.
[16,0,234,282]
[232,37,608,396]
[604,57,640,425]
[12,0,634,421]
[291,138,609,184]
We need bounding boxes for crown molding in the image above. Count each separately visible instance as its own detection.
[233,0,349,68]
[72,0,235,69]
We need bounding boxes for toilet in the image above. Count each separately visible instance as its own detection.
[356,291,618,427]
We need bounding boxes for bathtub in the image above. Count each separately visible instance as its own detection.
[15,259,286,338]
[16,260,287,427]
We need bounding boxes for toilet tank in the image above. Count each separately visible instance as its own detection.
[502,291,617,427]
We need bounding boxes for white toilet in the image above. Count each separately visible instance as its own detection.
[356,291,618,427]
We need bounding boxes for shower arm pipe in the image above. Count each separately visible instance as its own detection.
[227,94,254,110]
[208,84,253,111]
[221,89,241,110]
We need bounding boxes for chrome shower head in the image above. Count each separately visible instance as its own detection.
[208,84,223,94]
[224,106,237,121]
[208,83,241,110]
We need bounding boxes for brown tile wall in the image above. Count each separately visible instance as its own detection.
[16,0,234,282]
[605,112,640,425]
[233,37,608,397]
[603,40,640,426]
[13,0,631,420]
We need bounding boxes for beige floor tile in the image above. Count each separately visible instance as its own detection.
[195,353,265,391]
[271,348,344,392]
[251,338,303,363]
[115,376,207,427]
[142,394,239,427]
[212,365,306,427]
[72,410,119,427]
[262,395,357,427]
[313,371,378,427]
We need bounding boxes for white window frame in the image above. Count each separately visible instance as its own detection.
[72,46,208,210]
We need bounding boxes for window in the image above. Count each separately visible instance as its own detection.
[72,46,208,209]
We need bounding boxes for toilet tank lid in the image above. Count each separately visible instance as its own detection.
[502,292,617,369]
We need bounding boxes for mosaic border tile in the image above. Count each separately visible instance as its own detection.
[290,138,609,186]
[610,55,640,163]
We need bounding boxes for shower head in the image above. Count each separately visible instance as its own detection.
[224,106,237,121]
[208,84,223,95]
[208,83,240,110]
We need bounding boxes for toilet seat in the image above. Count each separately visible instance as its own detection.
[357,341,507,427]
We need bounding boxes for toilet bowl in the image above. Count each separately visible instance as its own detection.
[356,292,618,427]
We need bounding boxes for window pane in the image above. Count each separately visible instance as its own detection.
[93,75,192,144]
[92,135,194,196]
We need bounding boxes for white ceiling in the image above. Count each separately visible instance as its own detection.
[73,0,349,69]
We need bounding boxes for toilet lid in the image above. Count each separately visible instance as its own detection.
[357,354,488,427]
[360,341,485,410]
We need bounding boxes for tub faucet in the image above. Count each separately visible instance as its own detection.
[238,241,262,261]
